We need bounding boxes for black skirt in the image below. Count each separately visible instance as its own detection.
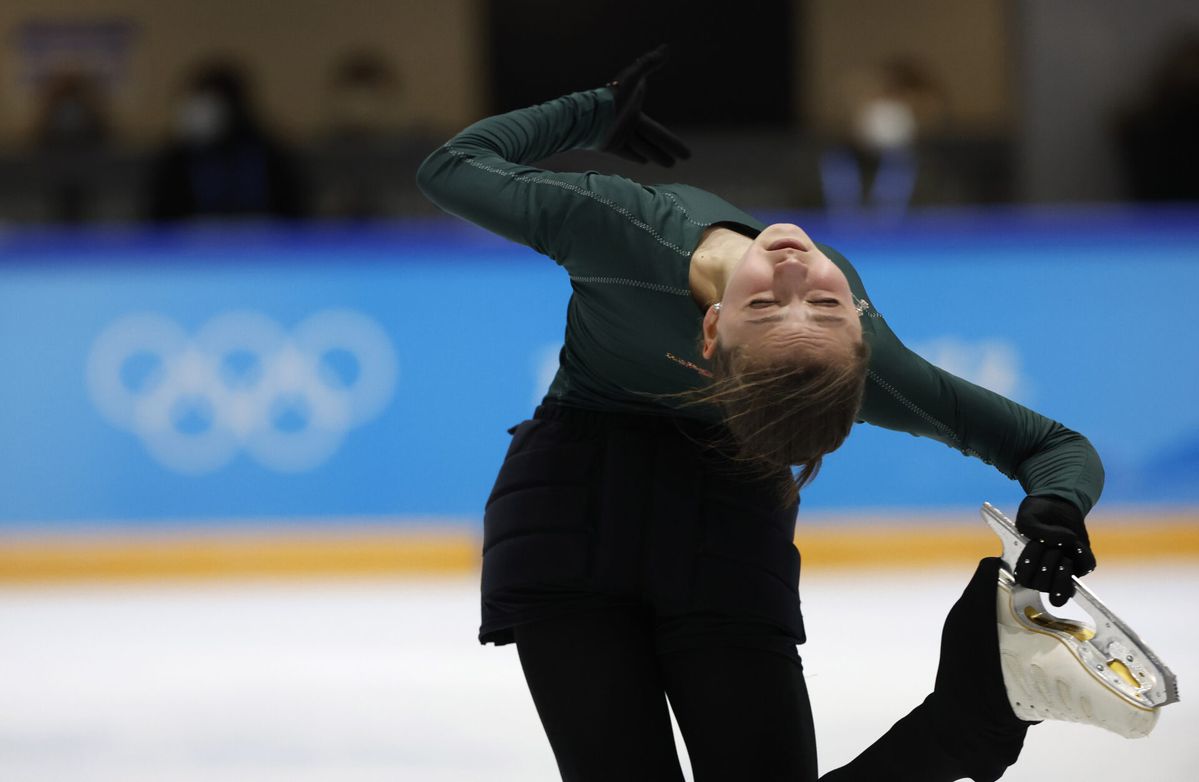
[479,402,805,651]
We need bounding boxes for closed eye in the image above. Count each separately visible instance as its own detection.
[749,299,777,308]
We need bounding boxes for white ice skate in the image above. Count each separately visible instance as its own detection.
[982,502,1179,738]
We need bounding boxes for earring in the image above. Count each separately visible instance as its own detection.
[713,302,722,312]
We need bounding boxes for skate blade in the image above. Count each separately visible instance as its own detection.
[982,503,1180,712]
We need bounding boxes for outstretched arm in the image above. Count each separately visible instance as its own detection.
[417,49,690,272]
[862,329,1105,514]
[416,86,697,284]
[416,88,619,259]
[858,296,1104,603]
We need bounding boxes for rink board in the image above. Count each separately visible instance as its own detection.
[1,511,1196,581]
[1,208,1197,570]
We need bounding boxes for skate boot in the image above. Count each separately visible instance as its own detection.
[983,502,1179,738]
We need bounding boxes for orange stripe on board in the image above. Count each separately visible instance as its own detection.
[0,529,480,583]
[0,512,1195,582]
[796,517,1199,569]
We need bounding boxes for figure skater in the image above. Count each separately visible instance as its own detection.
[417,49,1102,782]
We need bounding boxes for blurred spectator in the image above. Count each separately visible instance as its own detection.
[146,60,306,221]
[1115,31,1199,202]
[32,70,111,222]
[819,58,948,219]
[316,50,405,219]
[34,70,109,149]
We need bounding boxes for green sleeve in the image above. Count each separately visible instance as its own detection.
[860,316,1105,515]
[416,88,690,282]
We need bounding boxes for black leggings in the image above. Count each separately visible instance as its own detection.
[515,604,817,782]
[514,560,1031,782]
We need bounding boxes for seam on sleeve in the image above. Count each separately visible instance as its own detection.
[866,368,982,459]
[444,147,691,258]
[568,275,692,296]
[662,192,710,227]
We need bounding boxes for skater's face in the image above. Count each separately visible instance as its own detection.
[702,223,863,362]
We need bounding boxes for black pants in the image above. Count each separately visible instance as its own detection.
[514,560,1032,782]
[515,605,817,782]
[486,406,1029,781]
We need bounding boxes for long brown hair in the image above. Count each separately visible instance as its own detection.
[682,338,870,505]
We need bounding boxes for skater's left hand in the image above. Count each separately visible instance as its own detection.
[598,45,691,167]
[1013,495,1096,607]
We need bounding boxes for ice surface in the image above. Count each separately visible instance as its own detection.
[1,563,1195,781]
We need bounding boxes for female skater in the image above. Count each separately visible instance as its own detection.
[417,50,1103,782]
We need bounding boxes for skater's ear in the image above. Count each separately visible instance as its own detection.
[701,303,720,360]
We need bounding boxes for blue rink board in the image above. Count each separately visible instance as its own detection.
[0,208,1196,529]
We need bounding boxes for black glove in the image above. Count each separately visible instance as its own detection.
[599,46,691,167]
[1013,495,1096,607]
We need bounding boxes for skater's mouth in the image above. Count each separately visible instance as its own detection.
[766,238,808,253]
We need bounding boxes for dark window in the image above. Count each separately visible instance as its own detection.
[484,0,797,128]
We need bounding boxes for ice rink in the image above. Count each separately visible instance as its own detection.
[2,563,1195,781]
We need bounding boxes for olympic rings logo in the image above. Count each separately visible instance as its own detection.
[86,310,398,474]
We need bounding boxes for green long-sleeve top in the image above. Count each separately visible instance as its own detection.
[417,88,1105,515]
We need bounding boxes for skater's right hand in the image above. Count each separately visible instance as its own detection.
[598,45,691,167]
[1013,495,1096,607]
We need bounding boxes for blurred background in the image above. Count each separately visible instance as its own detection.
[1,1,1197,780]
